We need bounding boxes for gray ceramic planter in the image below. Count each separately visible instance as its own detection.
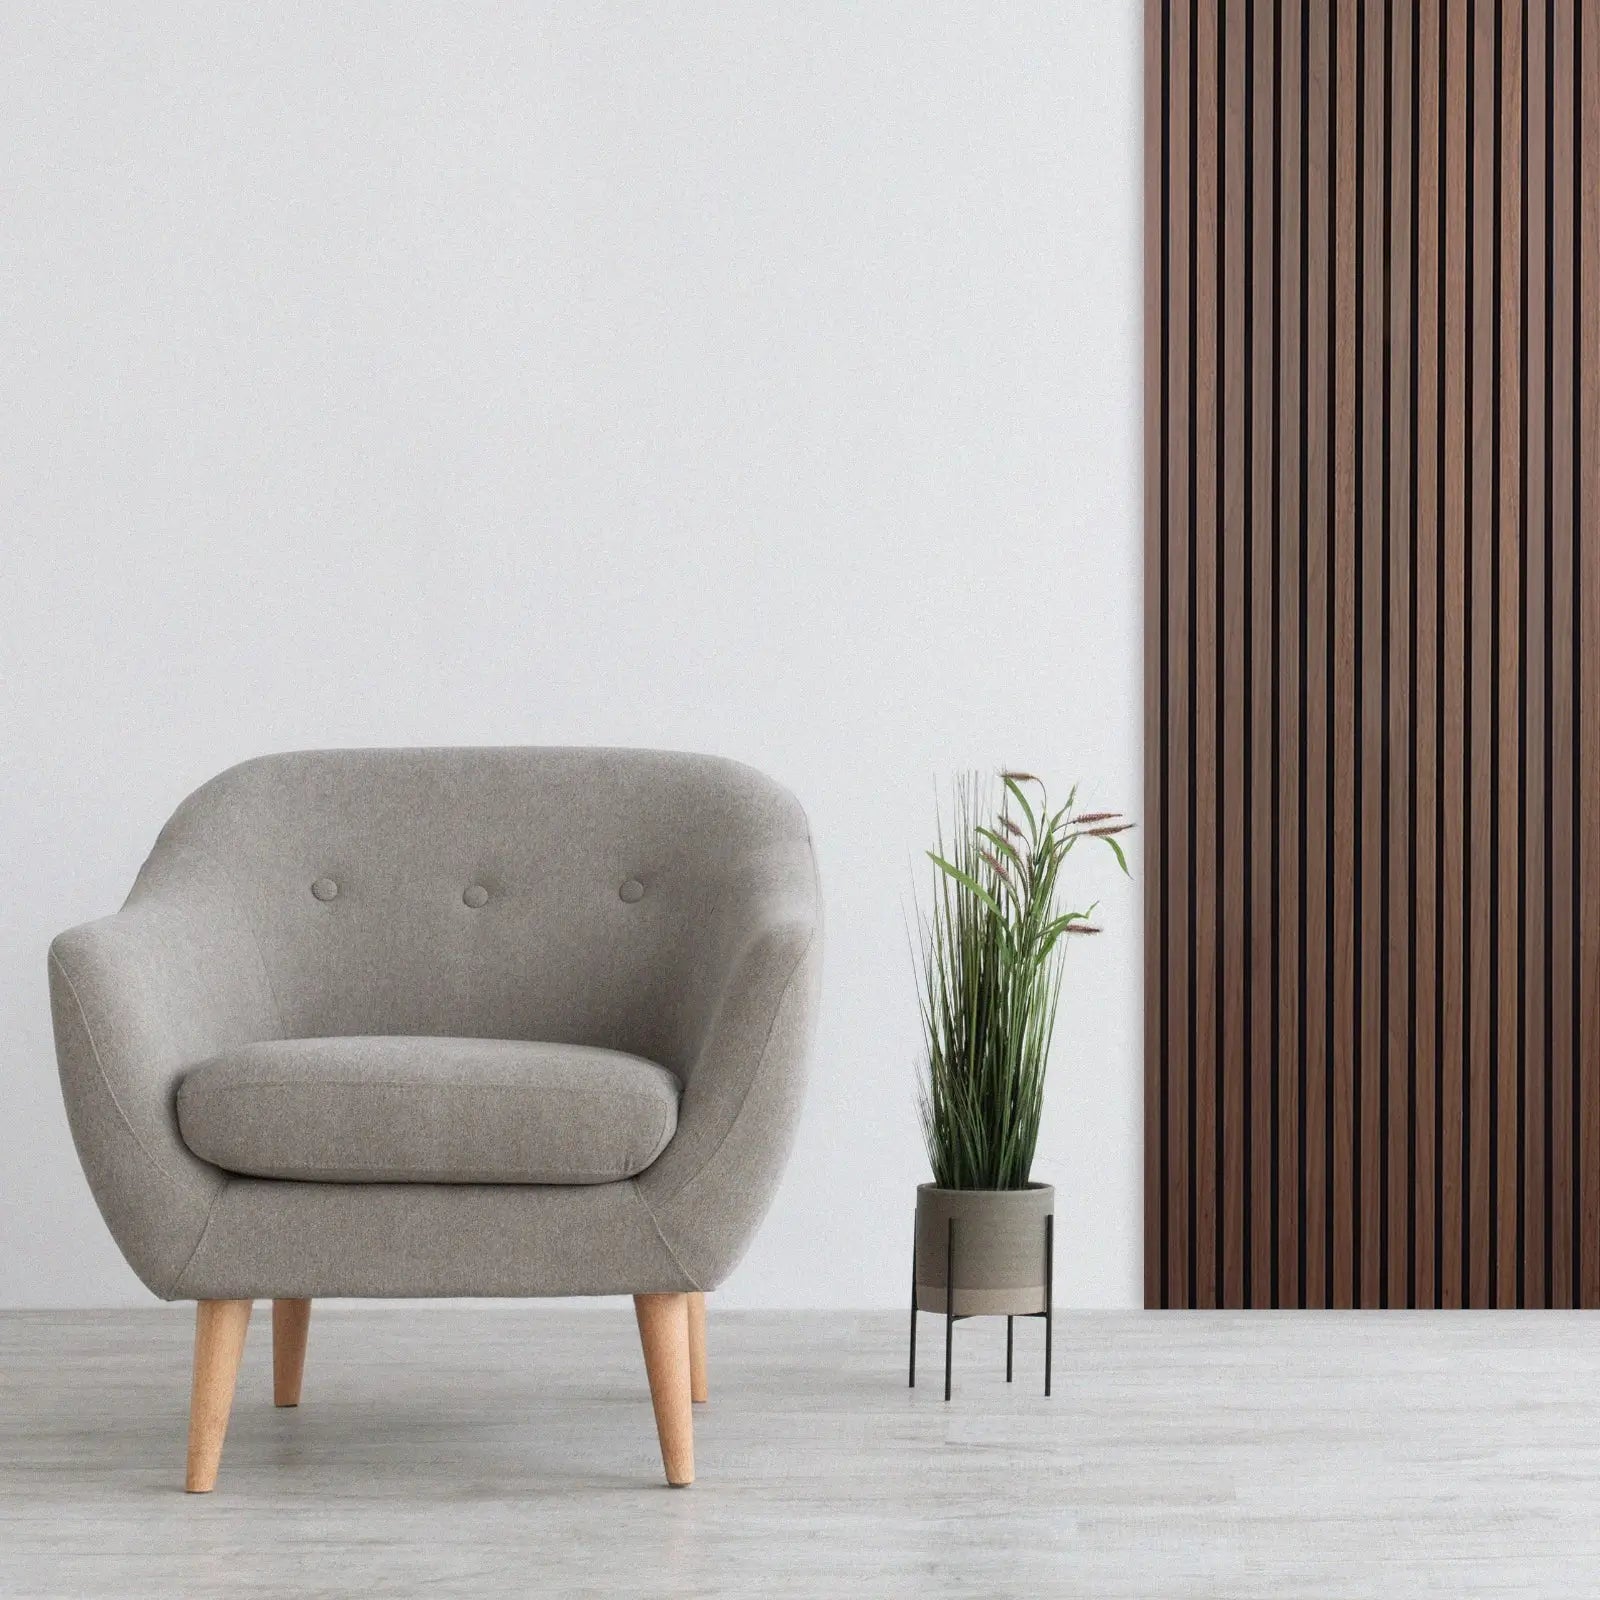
[913,1182,1054,1316]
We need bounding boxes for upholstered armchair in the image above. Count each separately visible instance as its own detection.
[48,748,820,1490]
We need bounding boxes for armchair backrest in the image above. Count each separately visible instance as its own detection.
[136,747,811,1067]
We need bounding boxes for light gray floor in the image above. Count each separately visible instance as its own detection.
[1,1306,1597,1598]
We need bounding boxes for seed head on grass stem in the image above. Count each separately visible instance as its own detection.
[915,773,1129,1190]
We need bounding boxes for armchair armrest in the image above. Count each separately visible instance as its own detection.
[48,847,282,1297]
[636,838,822,1288]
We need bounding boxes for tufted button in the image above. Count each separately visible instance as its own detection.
[311,877,339,902]
[619,878,645,904]
[462,884,489,909]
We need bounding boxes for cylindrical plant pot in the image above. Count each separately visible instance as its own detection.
[914,1182,1054,1316]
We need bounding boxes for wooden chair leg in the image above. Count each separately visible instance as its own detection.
[687,1290,708,1403]
[272,1299,312,1407]
[186,1299,252,1493]
[633,1293,694,1486]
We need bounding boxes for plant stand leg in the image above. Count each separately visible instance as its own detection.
[908,1213,918,1388]
[943,1217,954,1403]
[1006,1316,1013,1382]
[1044,1212,1054,1399]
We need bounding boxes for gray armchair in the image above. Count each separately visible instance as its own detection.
[48,748,820,1490]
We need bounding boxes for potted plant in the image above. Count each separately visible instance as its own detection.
[911,771,1129,1392]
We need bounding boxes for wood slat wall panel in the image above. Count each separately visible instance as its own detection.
[1581,0,1600,1303]
[1547,0,1578,1308]
[1145,0,1600,1308]
[1495,0,1524,1307]
[1412,0,1442,1308]
[1332,0,1359,1312]
[1386,0,1417,1309]
[1467,0,1496,1308]
[1522,0,1548,1309]
[1276,0,1306,1310]
[1165,0,1195,1313]
[1194,0,1222,1310]
[1303,0,1332,1306]
[1222,0,1250,1309]
[1358,0,1388,1308]
[1440,0,1468,1311]
[1249,0,1280,1309]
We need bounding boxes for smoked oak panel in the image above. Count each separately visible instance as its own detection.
[1145,0,1600,1308]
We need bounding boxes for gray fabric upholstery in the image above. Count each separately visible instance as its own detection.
[176,1037,682,1185]
[49,748,821,1301]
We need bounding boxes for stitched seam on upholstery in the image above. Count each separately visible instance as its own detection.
[630,1181,701,1290]
[167,1181,228,1299]
[190,1082,677,1102]
[649,1101,675,1166]
[49,946,183,1193]
[205,1164,639,1183]
[655,922,817,1212]
[166,839,289,1039]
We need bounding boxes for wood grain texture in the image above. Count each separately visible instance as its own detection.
[633,1293,694,1487]
[1546,0,1577,1310]
[1386,0,1416,1310]
[1276,0,1306,1311]
[1522,0,1549,1309]
[1247,0,1278,1309]
[1193,0,1222,1311]
[185,1299,251,1493]
[1302,0,1332,1308]
[1580,0,1600,1308]
[1165,0,1195,1312]
[1146,0,1599,1308]
[1357,0,1388,1309]
[1495,0,1525,1308]
[1412,0,1442,1310]
[1221,0,1249,1312]
[687,1292,708,1405]
[271,1298,310,1409]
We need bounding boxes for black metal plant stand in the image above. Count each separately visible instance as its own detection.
[908,1213,1053,1401]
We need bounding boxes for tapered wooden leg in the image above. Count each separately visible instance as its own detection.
[687,1291,708,1404]
[272,1298,311,1407]
[185,1299,252,1493]
[633,1293,694,1486]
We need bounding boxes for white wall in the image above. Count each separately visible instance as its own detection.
[0,2,1143,1309]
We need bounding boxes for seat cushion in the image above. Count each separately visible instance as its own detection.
[176,1036,681,1185]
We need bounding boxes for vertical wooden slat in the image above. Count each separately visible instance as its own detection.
[1330,0,1359,1311]
[1302,0,1333,1308]
[1547,0,1577,1311]
[1412,0,1442,1310]
[1276,0,1305,1311]
[1220,0,1249,1308]
[1193,0,1221,1309]
[1579,0,1600,1311]
[1247,0,1278,1309]
[1358,0,1388,1308]
[1385,0,1416,1311]
[1165,0,1195,1311]
[1466,0,1497,1310]
[1144,0,1167,1311]
[1522,0,1549,1309]
[1439,0,1468,1311]
[1496,0,1525,1309]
